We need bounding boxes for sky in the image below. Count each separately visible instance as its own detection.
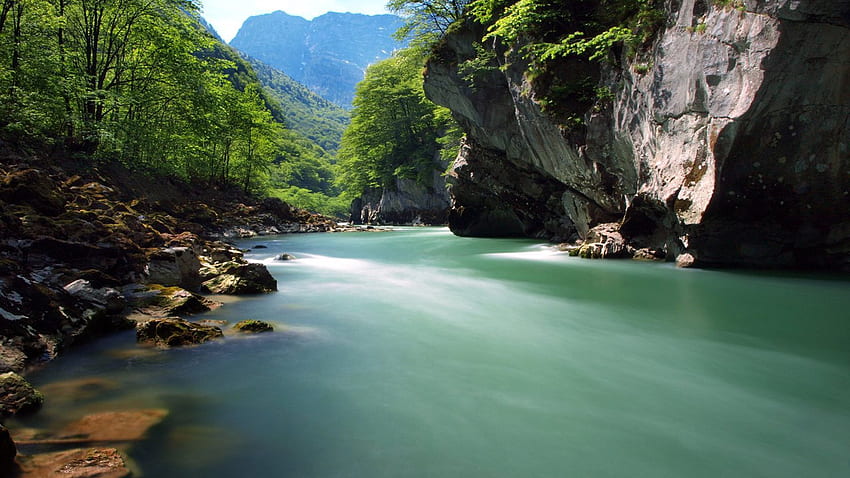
[199,0,392,42]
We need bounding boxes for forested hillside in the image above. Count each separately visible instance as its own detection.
[247,56,348,153]
[0,0,355,217]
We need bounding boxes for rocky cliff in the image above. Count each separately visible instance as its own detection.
[349,169,451,225]
[231,11,404,106]
[425,0,850,269]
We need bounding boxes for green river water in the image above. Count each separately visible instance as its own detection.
[10,227,850,477]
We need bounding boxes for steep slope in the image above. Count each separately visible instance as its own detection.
[246,56,349,152]
[425,0,850,270]
[230,11,405,106]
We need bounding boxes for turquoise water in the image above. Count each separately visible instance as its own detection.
[11,227,850,477]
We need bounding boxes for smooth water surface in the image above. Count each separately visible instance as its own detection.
[11,228,850,477]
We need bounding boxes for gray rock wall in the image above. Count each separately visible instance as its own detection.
[425,0,850,269]
[350,169,451,226]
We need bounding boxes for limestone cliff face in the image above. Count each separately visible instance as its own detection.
[349,169,450,225]
[425,0,850,269]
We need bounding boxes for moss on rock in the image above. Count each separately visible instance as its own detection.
[233,320,274,333]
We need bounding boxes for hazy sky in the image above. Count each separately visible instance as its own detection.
[200,0,392,42]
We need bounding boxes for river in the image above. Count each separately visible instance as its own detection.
[9,227,850,477]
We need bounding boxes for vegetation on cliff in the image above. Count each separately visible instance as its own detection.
[397,0,664,125]
[336,47,460,200]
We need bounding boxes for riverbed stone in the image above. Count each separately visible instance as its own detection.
[16,447,130,478]
[58,409,168,443]
[201,262,277,294]
[233,320,274,333]
[136,317,223,347]
[0,372,44,417]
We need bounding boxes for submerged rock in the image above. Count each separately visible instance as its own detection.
[201,263,277,294]
[233,320,274,333]
[0,372,44,417]
[58,409,168,443]
[38,378,120,406]
[136,317,223,347]
[275,253,296,261]
[16,447,130,478]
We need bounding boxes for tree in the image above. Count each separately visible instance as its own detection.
[388,0,470,46]
[336,47,458,197]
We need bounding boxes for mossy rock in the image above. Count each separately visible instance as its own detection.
[202,263,277,295]
[0,372,45,417]
[233,320,274,333]
[136,318,223,347]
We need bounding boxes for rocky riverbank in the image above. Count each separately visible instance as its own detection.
[0,147,336,475]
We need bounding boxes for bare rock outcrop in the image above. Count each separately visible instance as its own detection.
[425,0,850,270]
[350,169,451,226]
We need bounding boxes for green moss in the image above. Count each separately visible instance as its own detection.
[233,319,274,333]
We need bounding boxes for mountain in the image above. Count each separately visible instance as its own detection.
[245,55,348,152]
[230,11,405,107]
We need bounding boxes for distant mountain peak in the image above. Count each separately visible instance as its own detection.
[230,11,405,108]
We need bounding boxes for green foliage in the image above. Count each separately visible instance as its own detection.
[269,186,351,218]
[0,0,360,211]
[388,0,471,47]
[527,26,636,63]
[633,61,652,74]
[458,42,501,88]
[336,47,459,197]
[475,0,664,64]
[0,0,286,195]
[246,55,349,152]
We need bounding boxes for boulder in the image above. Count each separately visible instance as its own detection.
[136,317,223,347]
[676,253,697,269]
[64,279,126,314]
[0,168,66,216]
[141,286,217,316]
[202,242,244,264]
[0,425,16,475]
[0,346,27,374]
[202,263,277,295]
[275,253,296,261]
[146,246,201,290]
[233,320,274,333]
[0,372,44,417]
